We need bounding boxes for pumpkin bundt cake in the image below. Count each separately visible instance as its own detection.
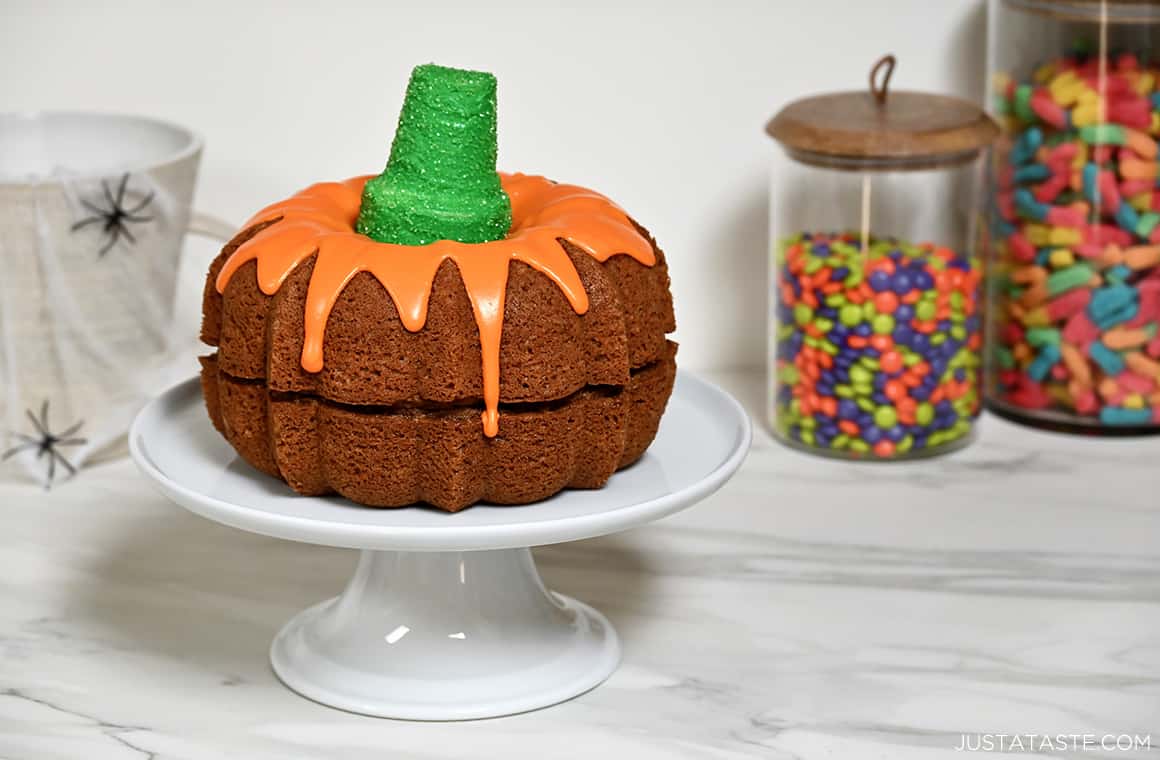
[199,64,676,511]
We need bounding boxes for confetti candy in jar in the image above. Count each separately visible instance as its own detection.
[989,50,1160,431]
[773,233,983,458]
[765,55,996,459]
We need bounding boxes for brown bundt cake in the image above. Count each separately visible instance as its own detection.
[198,65,676,511]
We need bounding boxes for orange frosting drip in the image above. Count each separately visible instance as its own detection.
[216,173,656,437]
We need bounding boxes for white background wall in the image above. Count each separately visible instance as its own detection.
[2,0,986,370]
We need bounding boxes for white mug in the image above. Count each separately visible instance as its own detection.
[0,111,233,487]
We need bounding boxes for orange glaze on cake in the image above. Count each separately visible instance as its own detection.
[215,173,656,437]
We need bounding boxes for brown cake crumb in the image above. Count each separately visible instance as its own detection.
[201,210,677,511]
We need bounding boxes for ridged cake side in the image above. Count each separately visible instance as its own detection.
[201,225,675,406]
[200,342,676,511]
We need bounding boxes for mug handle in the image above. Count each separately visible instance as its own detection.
[187,210,237,243]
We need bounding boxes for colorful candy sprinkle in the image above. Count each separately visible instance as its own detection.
[774,233,982,458]
[990,52,1160,427]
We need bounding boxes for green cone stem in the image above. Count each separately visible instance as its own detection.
[356,64,512,246]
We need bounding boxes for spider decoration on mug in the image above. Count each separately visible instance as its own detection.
[70,173,154,257]
[2,401,87,489]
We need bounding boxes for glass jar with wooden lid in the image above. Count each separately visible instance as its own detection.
[765,56,998,460]
[985,0,1160,433]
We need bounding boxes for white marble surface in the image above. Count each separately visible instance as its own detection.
[2,370,1159,759]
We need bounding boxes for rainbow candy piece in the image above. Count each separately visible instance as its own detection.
[992,52,1160,426]
[774,233,982,458]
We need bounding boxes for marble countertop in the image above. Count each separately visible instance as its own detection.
[2,369,1158,759]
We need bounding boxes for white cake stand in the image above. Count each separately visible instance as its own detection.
[129,371,750,720]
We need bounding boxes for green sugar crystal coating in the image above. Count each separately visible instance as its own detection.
[356,64,512,246]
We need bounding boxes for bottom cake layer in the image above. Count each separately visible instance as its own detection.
[200,342,677,511]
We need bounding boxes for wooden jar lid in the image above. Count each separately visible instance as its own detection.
[1003,0,1160,23]
[765,56,999,170]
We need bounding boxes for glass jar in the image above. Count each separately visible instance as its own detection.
[985,0,1160,432]
[765,57,998,459]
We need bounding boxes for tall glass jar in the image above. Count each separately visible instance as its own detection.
[985,0,1160,433]
[765,57,998,459]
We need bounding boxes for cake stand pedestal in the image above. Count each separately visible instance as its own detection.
[269,548,617,720]
[129,372,750,720]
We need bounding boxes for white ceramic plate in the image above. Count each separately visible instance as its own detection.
[130,371,751,552]
[129,370,750,719]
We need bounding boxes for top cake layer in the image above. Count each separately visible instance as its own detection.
[201,174,675,410]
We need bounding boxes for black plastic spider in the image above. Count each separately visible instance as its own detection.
[2,401,86,489]
[70,173,154,257]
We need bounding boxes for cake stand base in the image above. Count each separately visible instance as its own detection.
[269,548,618,720]
[131,371,750,720]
